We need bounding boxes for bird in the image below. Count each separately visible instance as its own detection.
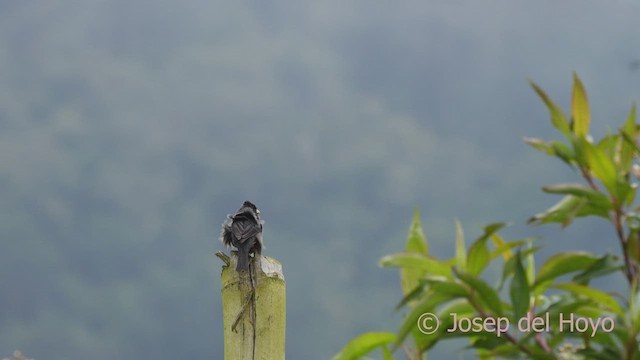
[220,201,264,272]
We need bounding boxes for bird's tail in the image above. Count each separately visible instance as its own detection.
[236,246,250,272]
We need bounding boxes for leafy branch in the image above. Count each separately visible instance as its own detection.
[333,74,640,360]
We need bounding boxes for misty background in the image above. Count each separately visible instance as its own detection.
[1,1,640,359]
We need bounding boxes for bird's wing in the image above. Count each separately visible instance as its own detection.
[231,215,261,244]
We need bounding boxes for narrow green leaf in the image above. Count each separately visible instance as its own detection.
[472,336,509,351]
[510,251,531,320]
[394,280,428,310]
[489,233,510,260]
[499,245,542,291]
[551,283,624,317]
[455,269,504,316]
[621,130,640,155]
[523,136,576,167]
[525,241,536,285]
[617,182,634,209]
[572,253,622,285]
[455,219,467,271]
[529,194,609,226]
[394,276,467,311]
[551,141,576,166]
[332,332,396,360]
[530,80,572,138]
[400,209,429,297]
[583,138,619,196]
[620,102,637,171]
[380,253,452,279]
[571,135,588,167]
[627,230,640,263]
[542,183,612,208]
[406,209,428,255]
[415,299,476,351]
[425,277,469,298]
[392,291,453,350]
[597,133,618,158]
[534,252,600,290]
[623,102,637,138]
[467,238,490,276]
[523,137,554,154]
[395,276,468,313]
[381,345,394,360]
[489,238,538,262]
[467,223,506,275]
[571,73,590,137]
[528,195,583,227]
[625,184,637,207]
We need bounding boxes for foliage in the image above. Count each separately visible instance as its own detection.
[333,74,640,359]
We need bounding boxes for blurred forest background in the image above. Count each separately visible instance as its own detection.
[1,1,640,359]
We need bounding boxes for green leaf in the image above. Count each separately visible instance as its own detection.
[392,291,454,350]
[381,345,394,360]
[597,133,618,158]
[489,237,537,262]
[380,253,452,279]
[525,241,536,285]
[425,277,469,297]
[400,209,429,297]
[528,195,580,226]
[623,102,637,138]
[529,194,609,226]
[551,283,624,317]
[551,141,576,166]
[489,233,509,260]
[510,251,531,320]
[467,223,506,275]
[583,138,619,196]
[522,138,576,167]
[395,276,469,310]
[619,103,638,177]
[332,332,396,360]
[627,230,640,263]
[572,253,622,285]
[621,129,640,156]
[454,269,504,316]
[455,219,466,271]
[542,183,612,209]
[499,245,542,291]
[415,299,476,351]
[571,73,590,137]
[621,101,637,165]
[624,184,637,207]
[394,280,428,311]
[534,252,600,290]
[530,80,572,138]
[523,137,554,154]
[406,209,428,255]
[467,239,490,276]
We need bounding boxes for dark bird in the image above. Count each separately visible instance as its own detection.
[220,201,264,271]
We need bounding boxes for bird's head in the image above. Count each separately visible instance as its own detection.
[237,200,260,219]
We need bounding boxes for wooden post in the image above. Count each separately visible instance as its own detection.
[218,252,286,360]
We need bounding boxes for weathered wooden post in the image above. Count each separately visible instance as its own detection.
[217,252,286,360]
